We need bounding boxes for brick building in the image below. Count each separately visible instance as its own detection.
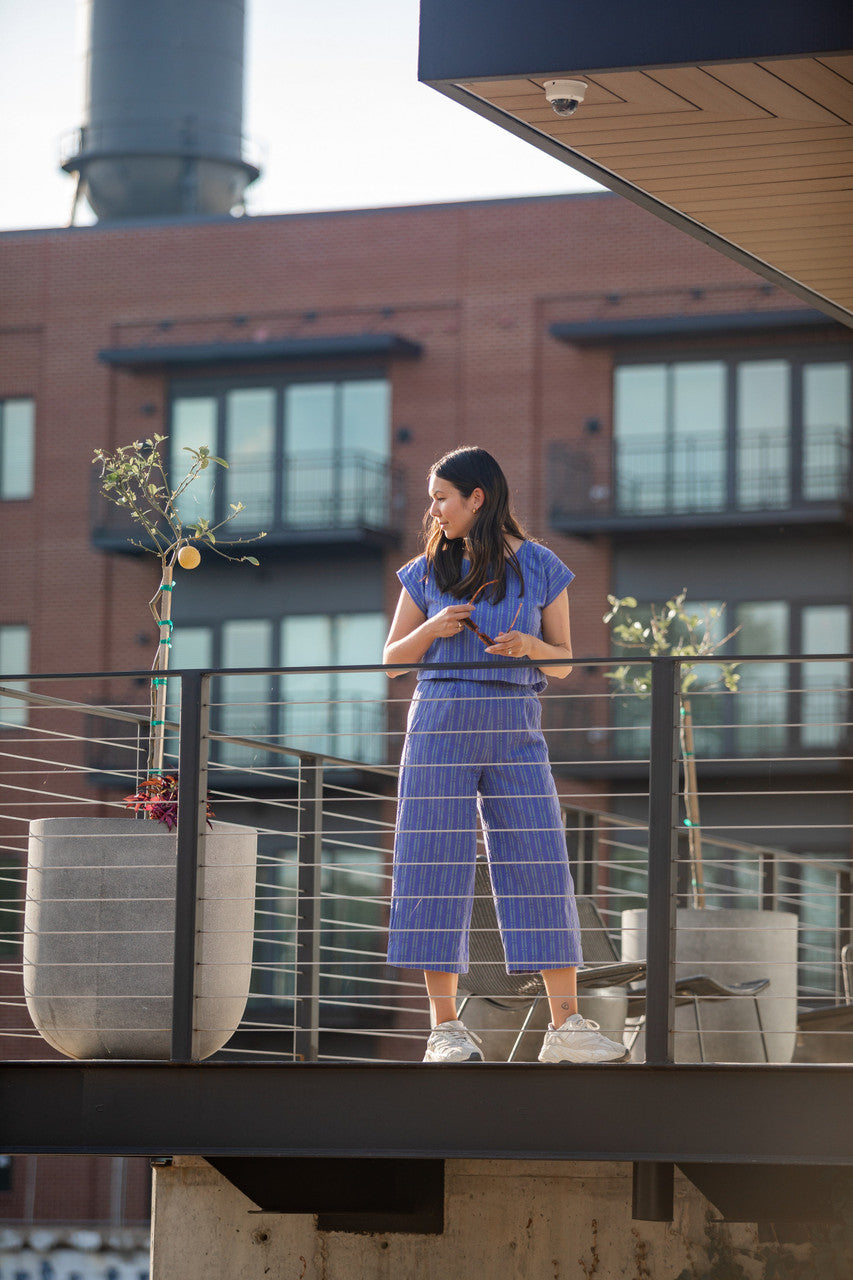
[1,191,852,1259]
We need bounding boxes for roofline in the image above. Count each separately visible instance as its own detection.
[0,190,617,241]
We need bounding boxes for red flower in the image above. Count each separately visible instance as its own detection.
[124,775,213,829]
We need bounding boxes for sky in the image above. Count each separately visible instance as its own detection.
[0,0,600,232]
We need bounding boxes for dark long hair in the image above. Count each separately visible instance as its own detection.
[423,446,528,603]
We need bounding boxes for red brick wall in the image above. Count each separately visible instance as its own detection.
[0,193,786,678]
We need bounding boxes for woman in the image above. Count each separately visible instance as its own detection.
[383,446,628,1064]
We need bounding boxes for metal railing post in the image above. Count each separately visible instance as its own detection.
[295,754,323,1062]
[171,670,210,1062]
[644,656,681,1063]
[633,656,680,1223]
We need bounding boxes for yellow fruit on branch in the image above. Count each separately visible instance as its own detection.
[177,544,201,570]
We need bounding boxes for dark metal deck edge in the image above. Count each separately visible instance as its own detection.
[1,1061,850,1164]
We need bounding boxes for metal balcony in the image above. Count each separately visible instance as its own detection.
[1,658,852,1223]
[548,432,853,538]
[91,452,403,556]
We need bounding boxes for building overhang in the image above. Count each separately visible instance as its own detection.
[418,0,853,328]
[98,333,423,368]
[549,308,841,345]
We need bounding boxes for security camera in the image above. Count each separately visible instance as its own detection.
[544,79,588,118]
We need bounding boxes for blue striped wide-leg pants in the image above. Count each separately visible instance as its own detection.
[387,679,583,974]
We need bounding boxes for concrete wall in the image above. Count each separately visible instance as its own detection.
[150,1156,812,1279]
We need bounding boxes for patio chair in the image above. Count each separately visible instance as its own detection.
[457,859,770,1062]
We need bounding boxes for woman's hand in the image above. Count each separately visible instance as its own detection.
[428,602,475,638]
[486,629,534,659]
[383,588,475,677]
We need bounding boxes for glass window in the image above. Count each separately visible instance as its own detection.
[803,363,851,501]
[0,856,22,957]
[735,602,789,753]
[251,843,299,1003]
[614,365,667,513]
[614,363,725,514]
[280,612,387,763]
[170,377,391,533]
[736,361,790,508]
[171,396,217,525]
[249,837,387,1020]
[794,861,840,998]
[801,605,849,749]
[225,388,276,529]
[165,626,213,769]
[671,363,726,512]
[335,613,388,763]
[280,615,334,755]
[319,846,386,1003]
[340,380,391,526]
[0,625,29,728]
[220,619,274,765]
[341,380,390,458]
[284,384,337,527]
[1,399,35,500]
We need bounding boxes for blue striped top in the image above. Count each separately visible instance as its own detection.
[397,540,574,691]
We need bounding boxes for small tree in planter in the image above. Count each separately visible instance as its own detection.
[603,590,739,907]
[603,593,799,1063]
[24,437,266,1060]
[93,433,265,806]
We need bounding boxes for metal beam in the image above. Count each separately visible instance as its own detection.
[418,0,853,82]
[1,1063,851,1164]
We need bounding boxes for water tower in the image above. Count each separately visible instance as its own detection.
[62,0,261,221]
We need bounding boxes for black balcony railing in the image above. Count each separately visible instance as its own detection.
[2,655,852,1070]
[3,660,853,1213]
[92,451,402,553]
[549,430,853,534]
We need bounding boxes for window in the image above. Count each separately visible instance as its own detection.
[801,605,850,749]
[613,355,851,517]
[251,839,386,1017]
[0,625,29,728]
[0,398,34,500]
[734,602,790,754]
[610,602,850,758]
[614,362,726,513]
[168,612,387,766]
[169,376,391,533]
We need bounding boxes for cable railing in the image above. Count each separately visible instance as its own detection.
[0,655,851,1067]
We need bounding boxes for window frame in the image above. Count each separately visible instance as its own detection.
[167,370,391,532]
[166,609,388,767]
[0,623,30,729]
[609,596,851,760]
[612,345,853,516]
[0,396,35,501]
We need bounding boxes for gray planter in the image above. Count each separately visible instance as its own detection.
[24,817,257,1060]
[621,906,799,1063]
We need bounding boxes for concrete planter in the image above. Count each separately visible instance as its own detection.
[24,817,257,1060]
[621,907,799,1063]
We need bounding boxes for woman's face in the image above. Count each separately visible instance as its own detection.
[428,473,481,541]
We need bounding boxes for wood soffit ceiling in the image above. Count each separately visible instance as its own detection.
[458,56,853,325]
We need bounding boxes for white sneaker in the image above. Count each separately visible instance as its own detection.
[423,1020,484,1063]
[538,1013,630,1064]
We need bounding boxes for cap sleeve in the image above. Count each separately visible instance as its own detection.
[539,546,575,606]
[397,557,429,613]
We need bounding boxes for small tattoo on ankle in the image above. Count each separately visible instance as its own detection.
[561,1001,572,1010]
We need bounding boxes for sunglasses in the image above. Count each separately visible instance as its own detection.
[461,579,521,648]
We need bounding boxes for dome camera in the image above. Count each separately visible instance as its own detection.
[544,79,588,118]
